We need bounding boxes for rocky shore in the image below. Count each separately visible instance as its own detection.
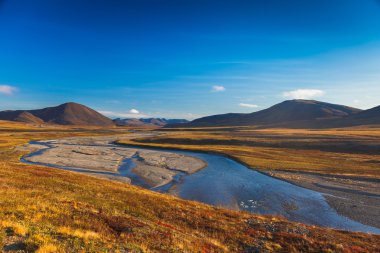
[266,170,380,229]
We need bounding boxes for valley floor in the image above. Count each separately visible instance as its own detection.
[1,121,380,252]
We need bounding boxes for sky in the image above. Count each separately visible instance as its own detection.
[0,0,380,119]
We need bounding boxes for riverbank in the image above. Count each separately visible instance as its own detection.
[265,170,380,229]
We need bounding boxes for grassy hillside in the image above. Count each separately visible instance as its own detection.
[1,121,379,252]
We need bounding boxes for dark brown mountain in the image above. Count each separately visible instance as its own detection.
[0,102,114,126]
[114,118,188,127]
[169,100,363,128]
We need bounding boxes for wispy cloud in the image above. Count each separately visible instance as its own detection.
[0,85,18,95]
[211,85,225,92]
[239,103,258,108]
[283,89,325,100]
[99,109,148,119]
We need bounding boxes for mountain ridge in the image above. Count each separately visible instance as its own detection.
[167,100,380,128]
[114,117,189,127]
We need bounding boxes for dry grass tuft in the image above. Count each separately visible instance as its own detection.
[1,220,28,236]
[58,227,100,240]
[36,244,58,253]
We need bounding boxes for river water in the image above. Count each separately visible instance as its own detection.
[22,141,380,234]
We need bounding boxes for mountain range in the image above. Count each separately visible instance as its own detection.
[113,118,189,127]
[168,100,380,128]
[1,100,379,128]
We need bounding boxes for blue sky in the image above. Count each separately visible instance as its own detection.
[0,0,380,119]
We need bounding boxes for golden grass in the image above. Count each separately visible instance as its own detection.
[35,244,58,253]
[0,221,28,236]
[0,121,379,252]
[121,126,380,179]
[57,227,100,240]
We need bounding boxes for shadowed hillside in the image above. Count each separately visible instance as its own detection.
[336,105,380,127]
[0,111,44,124]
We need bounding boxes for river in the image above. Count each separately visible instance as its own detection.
[21,139,380,234]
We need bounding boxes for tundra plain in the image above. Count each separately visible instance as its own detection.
[1,121,380,252]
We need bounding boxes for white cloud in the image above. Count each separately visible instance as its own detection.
[211,85,225,92]
[283,89,325,99]
[99,110,148,119]
[0,85,18,95]
[129,108,140,114]
[239,103,258,108]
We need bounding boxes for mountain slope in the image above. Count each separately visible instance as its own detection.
[176,100,361,128]
[332,105,380,127]
[14,111,45,124]
[0,102,114,126]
